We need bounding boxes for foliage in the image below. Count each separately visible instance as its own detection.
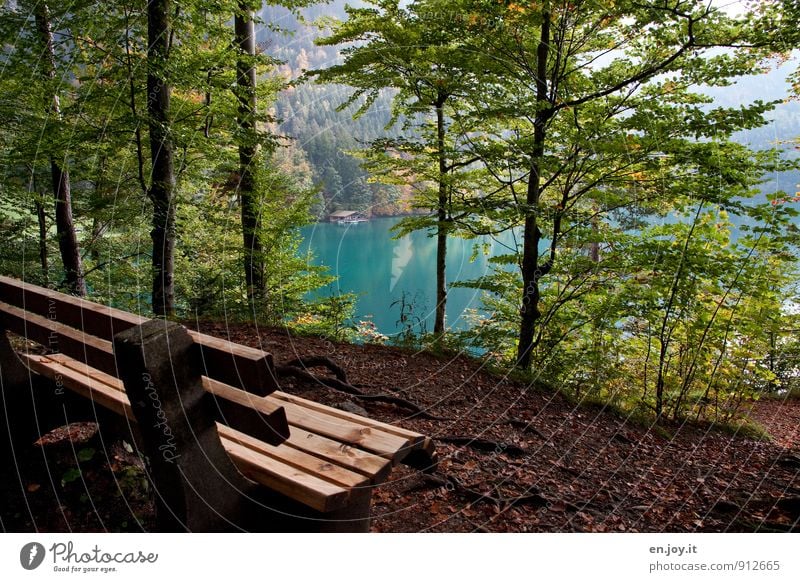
[2,0,800,430]
[284,285,357,341]
[390,290,429,347]
[0,0,332,323]
[313,0,497,336]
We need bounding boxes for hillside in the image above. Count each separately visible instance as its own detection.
[257,3,800,217]
[259,2,414,217]
[7,324,798,533]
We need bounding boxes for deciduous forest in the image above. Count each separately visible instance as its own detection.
[1,0,799,533]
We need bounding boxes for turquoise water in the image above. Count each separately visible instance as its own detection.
[299,199,799,338]
[300,217,518,338]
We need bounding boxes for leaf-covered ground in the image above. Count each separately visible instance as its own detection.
[4,323,798,532]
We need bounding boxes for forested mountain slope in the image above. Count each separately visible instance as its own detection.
[260,2,414,217]
[258,2,800,216]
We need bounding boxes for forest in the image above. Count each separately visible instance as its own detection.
[1,0,800,533]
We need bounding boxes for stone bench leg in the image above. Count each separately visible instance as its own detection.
[114,319,282,532]
[318,487,373,533]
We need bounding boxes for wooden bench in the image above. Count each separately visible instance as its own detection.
[0,275,436,531]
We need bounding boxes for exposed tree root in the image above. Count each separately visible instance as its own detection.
[504,418,547,439]
[422,474,549,510]
[276,358,449,420]
[281,356,349,383]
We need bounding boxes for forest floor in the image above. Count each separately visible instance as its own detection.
[5,322,799,533]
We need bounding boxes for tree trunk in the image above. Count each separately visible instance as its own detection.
[90,218,102,263]
[516,9,551,369]
[434,96,448,338]
[147,0,176,317]
[35,200,49,286]
[654,203,704,420]
[34,3,86,297]
[235,3,265,303]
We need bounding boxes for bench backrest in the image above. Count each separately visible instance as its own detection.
[0,276,277,396]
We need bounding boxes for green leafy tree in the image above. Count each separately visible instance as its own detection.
[0,2,87,295]
[449,0,785,370]
[0,0,333,321]
[313,0,486,339]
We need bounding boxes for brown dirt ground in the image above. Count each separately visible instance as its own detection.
[4,322,798,532]
[195,322,800,533]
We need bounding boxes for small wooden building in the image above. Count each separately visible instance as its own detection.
[328,210,367,223]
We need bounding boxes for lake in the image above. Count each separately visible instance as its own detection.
[299,194,799,339]
[300,217,518,338]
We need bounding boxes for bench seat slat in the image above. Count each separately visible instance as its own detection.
[23,354,132,419]
[219,426,370,489]
[264,396,411,459]
[271,391,424,442]
[279,427,391,483]
[21,355,350,512]
[222,440,349,513]
[43,354,394,482]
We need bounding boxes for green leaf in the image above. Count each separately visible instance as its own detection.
[61,468,82,487]
[77,447,96,463]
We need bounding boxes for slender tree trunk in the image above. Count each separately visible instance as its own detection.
[35,200,49,286]
[123,5,149,199]
[654,340,669,419]
[147,0,176,316]
[588,201,601,388]
[768,332,774,374]
[434,96,448,338]
[517,9,551,369]
[654,203,704,419]
[235,3,265,303]
[34,3,86,296]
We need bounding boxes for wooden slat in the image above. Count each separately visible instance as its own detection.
[222,440,349,512]
[190,331,278,397]
[263,394,411,459]
[0,300,117,375]
[218,426,370,489]
[21,354,351,512]
[0,275,144,338]
[280,426,391,483]
[0,276,278,395]
[271,391,426,444]
[47,353,123,391]
[203,376,284,416]
[23,354,132,419]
